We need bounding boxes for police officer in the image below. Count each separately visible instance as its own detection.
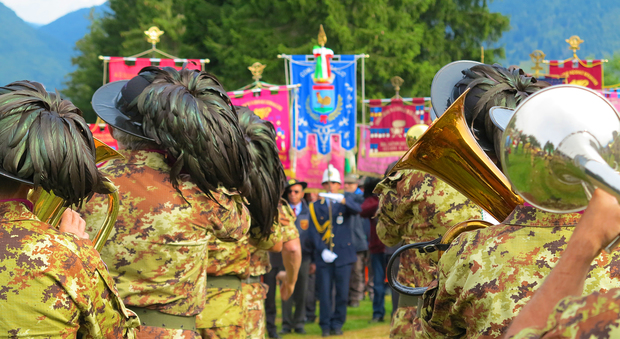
[307,165,361,337]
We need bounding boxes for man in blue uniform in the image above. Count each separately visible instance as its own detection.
[280,179,312,334]
[307,165,362,337]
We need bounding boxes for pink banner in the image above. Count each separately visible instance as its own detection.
[295,134,345,190]
[89,123,118,150]
[369,98,424,157]
[357,125,400,177]
[229,89,292,171]
[108,57,202,82]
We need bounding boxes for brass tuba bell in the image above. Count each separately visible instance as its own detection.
[386,89,523,296]
[31,138,123,252]
[392,88,523,222]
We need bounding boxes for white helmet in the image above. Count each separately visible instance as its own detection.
[322,164,341,184]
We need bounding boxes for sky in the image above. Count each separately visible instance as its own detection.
[0,0,106,25]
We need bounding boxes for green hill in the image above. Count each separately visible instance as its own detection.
[489,0,620,64]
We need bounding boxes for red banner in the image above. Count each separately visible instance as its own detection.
[548,59,604,90]
[89,124,118,150]
[229,88,292,174]
[368,98,428,157]
[108,57,202,82]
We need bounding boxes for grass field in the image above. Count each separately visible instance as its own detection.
[273,291,393,339]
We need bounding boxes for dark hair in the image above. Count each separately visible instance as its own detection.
[363,177,381,198]
[129,66,251,201]
[0,81,110,205]
[236,106,286,239]
[451,64,550,159]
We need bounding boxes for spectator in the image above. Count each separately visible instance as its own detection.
[345,174,368,308]
[360,177,384,322]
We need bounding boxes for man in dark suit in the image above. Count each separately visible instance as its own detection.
[307,165,362,337]
[280,179,311,334]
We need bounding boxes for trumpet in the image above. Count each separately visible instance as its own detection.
[31,138,123,252]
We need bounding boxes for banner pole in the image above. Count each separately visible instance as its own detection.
[102,59,109,85]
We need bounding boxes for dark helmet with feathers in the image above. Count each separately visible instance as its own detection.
[450,64,550,160]
[127,66,251,201]
[236,106,286,239]
[0,81,111,205]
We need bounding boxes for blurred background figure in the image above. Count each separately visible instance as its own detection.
[345,173,368,308]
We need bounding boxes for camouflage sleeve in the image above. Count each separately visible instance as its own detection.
[374,169,424,247]
[205,186,252,242]
[62,236,139,339]
[509,288,620,339]
[280,200,299,243]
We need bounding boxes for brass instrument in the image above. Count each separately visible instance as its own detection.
[32,138,123,252]
[500,85,620,252]
[392,88,523,222]
[387,89,524,296]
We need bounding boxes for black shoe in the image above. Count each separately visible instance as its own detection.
[322,329,330,337]
[330,329,344,336]
[368,317,385,323]
[305,317,316,324]
[294,328,307,334]
[268,332,282,339]
[279,328,291,335]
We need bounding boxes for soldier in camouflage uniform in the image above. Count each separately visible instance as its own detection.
[87,67,253,338]
[198,107,288,339]
[375,169,483,338]
[0,81,138,337]
[504,189,620,339]
[414,63,620,338]
[199,212,282,338]
[244,200,300,339]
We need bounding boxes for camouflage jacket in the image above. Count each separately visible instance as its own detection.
[416,205,620,339]
[0,201,138,338]
[374,169,483,288]
[83,150,250,316]
[510,287,620,339]
[208,203,283,279]
[249,200,299,277]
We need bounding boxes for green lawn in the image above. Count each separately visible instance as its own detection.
[273,289,393,339]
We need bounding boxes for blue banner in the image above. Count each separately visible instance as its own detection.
[291,55,357,155]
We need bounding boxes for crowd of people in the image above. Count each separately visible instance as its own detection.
[2,58,620,339]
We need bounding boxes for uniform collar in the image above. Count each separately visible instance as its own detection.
[0,200,39,222]
[116,149,170,172]
[502,205,581,227]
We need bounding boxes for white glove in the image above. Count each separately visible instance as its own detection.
[321,249,338,263]
[319,192,345,202]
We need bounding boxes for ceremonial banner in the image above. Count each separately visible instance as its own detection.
[89,123,118,150]
[368,98,426,157]
[290,54,357,187]
[229,88,292,172]
[357,125,399,177]
[296,134,345,190]
[548,59,604,90]
[108,57,202,82]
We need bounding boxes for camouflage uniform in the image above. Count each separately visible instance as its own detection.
[244,201,299,339]
[84,150,250,339]
[0,200,139,338]
[375,169,483,338]
[199,209,282,339]
[416,205,620,339]
[510,288,620,339]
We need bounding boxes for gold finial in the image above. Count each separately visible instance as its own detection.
[530,50,546,77]
[248,62,266,81]
[144,26,165,45]
[391,76,404,99]
[566,35,584,60]
[318,25,327,47]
